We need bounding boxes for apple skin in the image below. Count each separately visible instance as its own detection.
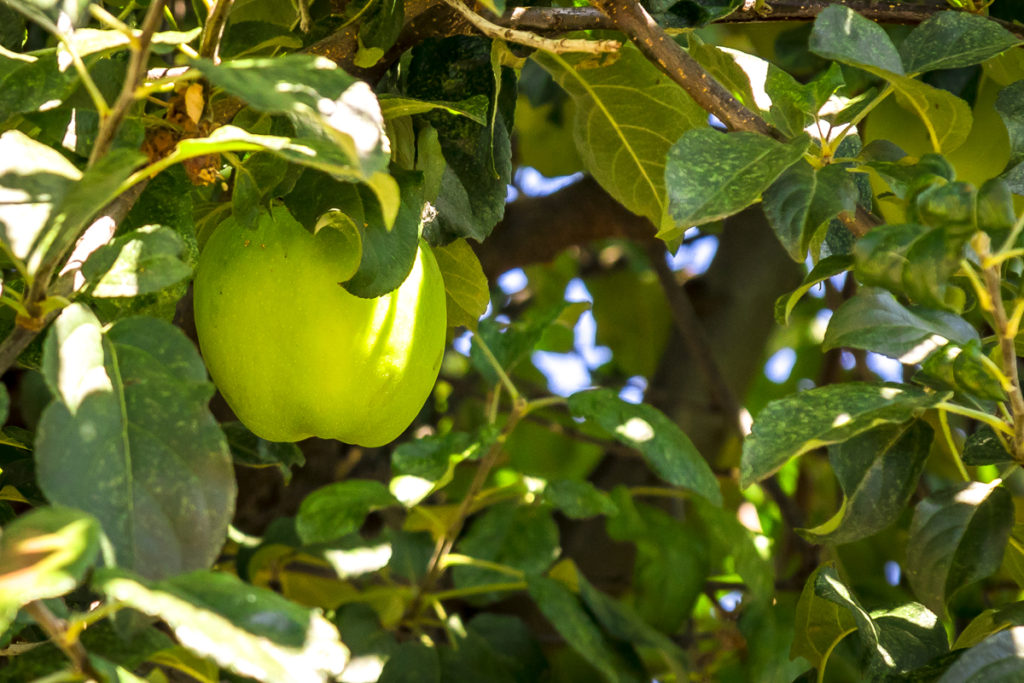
[193,205,446,446]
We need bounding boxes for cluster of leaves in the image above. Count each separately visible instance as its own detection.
[4,0,1024,681]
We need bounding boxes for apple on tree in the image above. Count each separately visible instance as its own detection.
[193,204,446,446]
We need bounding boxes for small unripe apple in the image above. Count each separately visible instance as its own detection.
[193,205,446,446]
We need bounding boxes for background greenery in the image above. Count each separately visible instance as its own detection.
[2,0,1024,680]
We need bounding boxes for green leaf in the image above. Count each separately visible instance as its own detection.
[899,11,1020,74]
[809,4,904,75]
[800,422,932,545]
[823,288,979,360]
[357,0,403,66]
[220,21,303,59]
[191,55,388,179]
[795,565,947,676]
[905,482,1013,616]
[687,35,758,113]
[408,37,515,243]
[938,626,1024,681]
[465,614,547,683]
[3,0,89,29]
[343,170,422,298]
[691,495,772,599]
[534,44,707,235]
[962,426,1014,466]
[0,50,78,120]
[81,225,191,298]
[453,503,559,600]
[379,641,441,683]
[954,603,1024,649]
[791,565,858,670]
[774,254,853,325]
[888,75,973,153]
[764,62,845,138]
[378,94,489,125]
[610,489,713,631]
[762,160,858,261]
[526,575,645,683]
[664,129,808,239]
[390,431,485,507]
[295,480,398,545]
[542,479,618,520]
[433,238,489,330]
[223,421,305,483]
[576,572,687,678]
[568,388,722,505]
[0,506,100,632]
[36,305,235,579]
[997,81,1024,167]
[740,382,949,487]
[93,568,349,682]
[853,223,970,312]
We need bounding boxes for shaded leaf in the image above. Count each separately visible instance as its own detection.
[0,50,78,120]
[378,93,489,125]
[526,575,645,683]
[569,388,721,505]
[800,421,932,545]
[824,288,979,360]
[900,11,1020,74]
[296,481,397,545]
[433,238,489,330]
[389,431,485,507]
[542,479,618,520]
[664,129,808,239]
[774,254,853,325]
[962,426,1014,466]
[379,641,441,683]
[905,482,1013,616]
[762,160,858,261]
[741,382,949,487]
[94,568,348,683]
[223,421,305,483]
[791,564,857,670]
[938,626,1024,681]
[36,305,235,579]
[810,4,904,75]
[535,44,707,235]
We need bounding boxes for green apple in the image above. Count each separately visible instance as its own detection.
[193,205,446,446]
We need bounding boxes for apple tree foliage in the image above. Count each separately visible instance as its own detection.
[5,0,1024,680]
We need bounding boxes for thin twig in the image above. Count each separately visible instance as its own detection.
[981,259,1024,459]
[89,0,166,167]
[25,601,99,678]
[444,0,620,53]
[199,0,236,61]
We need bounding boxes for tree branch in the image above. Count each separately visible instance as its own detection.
[443,0,620,52]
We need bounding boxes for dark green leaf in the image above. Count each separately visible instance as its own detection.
[36,305,235,579]
[542,479,618,520]
[408,37,515,243]
[917,340,1006,402]
[467,614,548,683]
[81,225,191,298]
[824,288,979,360]
[220,21,303,59]
[809,4,904,74]
[0,51,78,120]
[3,0,89,28]
[762,160,858,261]
[741,382,949,487]
[800,422,932,545]
[999,81,1024,167]
[0,506,100,632]
[378,94,489,124]
[791,564,858,670]
[765,62,844,138]
[356,0,404,67]
[526,575,646,683]
[569,388,722,505]
[691,495,772,600]
[453,503,559,601]
[664,129,808,239]
[379,641,441,683]
[223,421,305,483]
[899,11,1020,74]
[93,568,349,682]
[905,482,1013,616]
[962,426,1014,466]
[687,35,758,113]
[295,480,398,545]
[937,626,1024,681]
[535,44,706,236]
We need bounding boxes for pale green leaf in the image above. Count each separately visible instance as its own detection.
[433,238,489,330]
[534,45,707,235]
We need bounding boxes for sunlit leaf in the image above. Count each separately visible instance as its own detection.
[433,238,489,330]
[741,382,948,487]
[81,225,191,298]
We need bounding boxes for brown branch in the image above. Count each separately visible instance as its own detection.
[25,601,99,679]
[89,0,165,166]
[198,0,236,61]
[981,260,1024,459]
[589,0,781,138]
